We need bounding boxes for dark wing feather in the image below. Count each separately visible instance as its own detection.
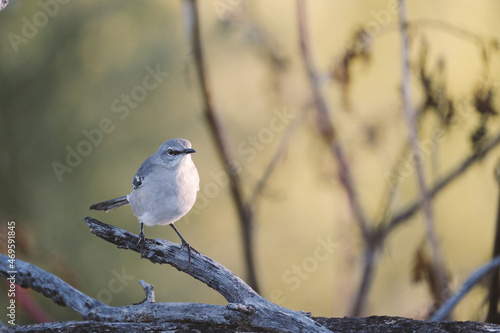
[132,156,155,189]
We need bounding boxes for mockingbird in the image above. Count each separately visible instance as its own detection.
[90,138,200,261]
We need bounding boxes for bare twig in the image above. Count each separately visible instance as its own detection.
[351,102,427,316]
[349,241,379,317]
[138,280,156,304]
[182,0,260,292]
[250,103,309,205]
[412,19,498,63]
[398,0,450,309]
[350,131,500,316]
[296,0,369,239]
[431,256,500,322]
[486,161,500,323]
[386,131,500,234]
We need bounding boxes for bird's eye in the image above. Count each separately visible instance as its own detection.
[167,148,174,156]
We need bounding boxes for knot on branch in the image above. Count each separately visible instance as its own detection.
[226,303,256,315]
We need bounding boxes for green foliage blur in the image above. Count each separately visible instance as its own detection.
[1,0,500,326]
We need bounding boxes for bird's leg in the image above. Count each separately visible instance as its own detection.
[138,222,146,245]
[170,224,199,263]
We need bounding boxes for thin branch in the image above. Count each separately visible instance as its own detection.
[431,256,500,322]
[376,101,430,226]
[486,161,500,323]
[376,141,411,226]
[350,131,500,316]
[296,0,369,239]
[351,102,427,316]
[182,0,260,292]
[386,130,500,234]
[349,241,379,317]
[412,19,498,62]
[250,103,309,205]
[398,0,449,308]
[138,280,156,304]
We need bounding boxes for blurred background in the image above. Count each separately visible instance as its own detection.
[1,0,500,325]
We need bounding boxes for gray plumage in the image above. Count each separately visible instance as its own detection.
[90,139,200,258]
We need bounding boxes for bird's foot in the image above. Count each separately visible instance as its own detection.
[180,240,200,263]
[137,223,154,246]
[137,232,147,246]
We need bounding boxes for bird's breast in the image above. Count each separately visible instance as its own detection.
[128,159,199,226]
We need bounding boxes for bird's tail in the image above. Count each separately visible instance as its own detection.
[90,195,129,212]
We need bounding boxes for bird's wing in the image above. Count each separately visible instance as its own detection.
[132,157,156,189]
[132,174,143,189]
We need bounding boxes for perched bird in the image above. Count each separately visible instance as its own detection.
[90,139,200,261]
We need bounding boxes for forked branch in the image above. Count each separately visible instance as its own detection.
[0,217,330,333]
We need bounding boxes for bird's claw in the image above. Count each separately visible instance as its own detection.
[180,240,200,263]
[137,232,147,246]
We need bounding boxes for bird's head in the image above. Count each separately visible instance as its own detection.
[157,138,196,168]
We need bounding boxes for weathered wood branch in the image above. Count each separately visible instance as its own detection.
[2,219,500,332]
[5,314,500,332]
[84,217,256,304]
[83,217,330,332]
[0,217,329,332]
[0,253,105,318]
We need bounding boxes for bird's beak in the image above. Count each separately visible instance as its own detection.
[183,148,196,154]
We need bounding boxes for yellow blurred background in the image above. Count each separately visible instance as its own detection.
[1,0,500,325]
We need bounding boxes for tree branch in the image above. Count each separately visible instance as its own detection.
[250,103,309,206]
[398,0,450,309]
[431,256,500,322]
[385,130,500,234]
[486,161,500,323]
[3,219,500,331]
[296,0,369,239]
[182,0,260,293]
[84,217,329,331]
[0,254,107,318]
[0,218,331,332]
[84,217,256,304]
[350,131,500,316]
